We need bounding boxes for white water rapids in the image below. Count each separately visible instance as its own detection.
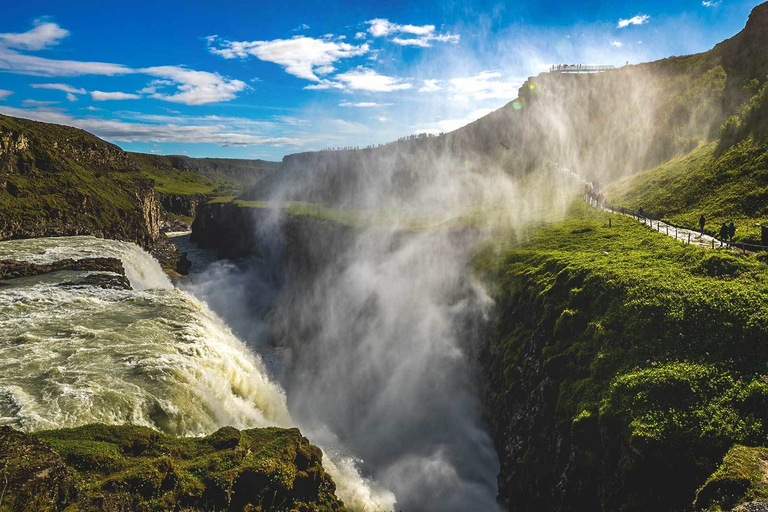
[0,235,393,511]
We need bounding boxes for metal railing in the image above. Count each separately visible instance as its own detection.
[550,64,616,74]
[585,196,768,253]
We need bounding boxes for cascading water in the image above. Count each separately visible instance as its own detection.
[175,213,503,511]
[0,235,391,511]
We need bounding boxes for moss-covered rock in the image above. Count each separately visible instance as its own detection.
[695,445,768,511]
[0,424,345,512]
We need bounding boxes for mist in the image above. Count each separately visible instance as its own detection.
[175,33,739,508]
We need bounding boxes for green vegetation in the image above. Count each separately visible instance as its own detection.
[128,153,278,197]
[476,201,768,510]
[129,153,223,196]
[0,114,280,244]
[695,445,768,510]
[0,115,159,245]
[0,423,344,512]
[606,138,768,244]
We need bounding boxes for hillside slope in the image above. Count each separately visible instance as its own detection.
[0,114,280,244]
[0,115,163,246]
[242,3,768,208]
[605,2,768,242]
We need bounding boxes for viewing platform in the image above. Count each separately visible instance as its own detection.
[550,64,616,73]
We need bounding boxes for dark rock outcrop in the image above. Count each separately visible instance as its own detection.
[159,193,210,218]
[0,257,125,279]
[0,257,131,289]
[191,202,357,268]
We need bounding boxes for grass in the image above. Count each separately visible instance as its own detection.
[0,115,158,243]
[475,200,768,510]
[0,423,345,511]
[606,137,768,245]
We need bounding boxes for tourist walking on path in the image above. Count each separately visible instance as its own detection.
[719,223,729,247]
[699,215,706,236]
[638,207,644,220]
[729,220,736,246]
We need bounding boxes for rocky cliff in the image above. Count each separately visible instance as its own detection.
[191,201,357,276]
[477,202,768,511]
[0,115,163,248]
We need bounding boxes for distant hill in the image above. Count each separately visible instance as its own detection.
[242,2,768,210]
[128,152,279,196]
[0,114,280,245]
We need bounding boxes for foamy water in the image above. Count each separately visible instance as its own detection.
[0,236,393,511]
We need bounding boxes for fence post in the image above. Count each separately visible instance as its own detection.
[688,233,690,245]
[666,225,669,235]
[712,239,715,249]
[609,218,611,228]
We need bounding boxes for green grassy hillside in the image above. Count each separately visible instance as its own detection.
[604,4,768,245]
[0,114,281,243]
[129,152,278,196]
[606,138,768,244]
[477,202,768,511]
[0,114,163,245]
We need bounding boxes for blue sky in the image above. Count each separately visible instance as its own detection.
[0,0,762,160]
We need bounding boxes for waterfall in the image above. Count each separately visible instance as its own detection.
[0,235,391,511]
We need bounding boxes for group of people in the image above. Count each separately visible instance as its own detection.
[718,220,737,247]
[699,215,736,246]
[583,185,605,208]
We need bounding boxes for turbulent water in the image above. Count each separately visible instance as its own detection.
[173,216,502,511]
[0,235,390,511]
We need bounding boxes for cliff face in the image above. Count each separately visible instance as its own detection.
[191,202,356,273]
[159,192,210,219]
[477,203,768,511]
[0,115,163,248]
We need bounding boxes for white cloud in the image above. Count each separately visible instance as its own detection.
[307,67,411,92]
[365,19,459,48]
[417,108,493,134]
[355,32,367,40]
[0,19,69,50]
[610,41,623,47]
[392,37,431,48]
[0,106,304,147]
[419,79,441,93]
[702,0,721,6]
[0,21,245,105]
[0,89,13,100]
[207,35,368,81]
[20,99,58,107]
[31,82,86,94]
[0,48,132,76]
[339,101,393,107]
[293,23,310,31]
[66,92,77,102]
[90,91,141,101]
[140,66,247,105]
[448,71,520,100]
[617,14,650,28]
[367,19,434,37]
